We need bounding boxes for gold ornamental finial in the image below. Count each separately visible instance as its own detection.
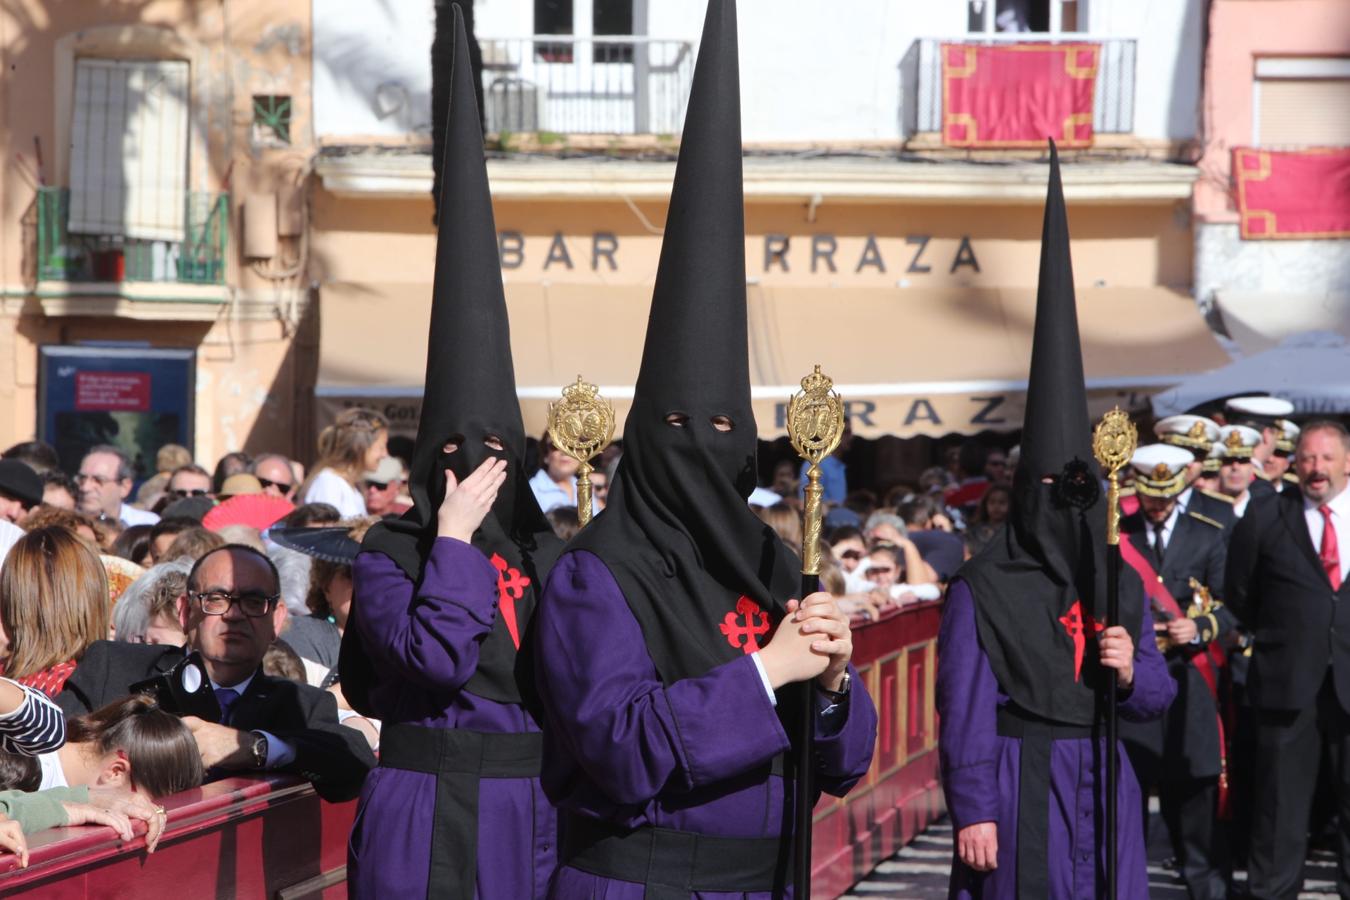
[546,376,616,527]
[787,365,846,576]
[1092,407,1138,546]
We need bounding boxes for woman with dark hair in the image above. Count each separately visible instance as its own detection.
[34,695,203,799]
[0,527,109,696]
[110,520,154,564]
[965,483,1013,557]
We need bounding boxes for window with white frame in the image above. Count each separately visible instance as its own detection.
[1253,57,1350,147]
[967,0,1084,34]
[68,58,189,242]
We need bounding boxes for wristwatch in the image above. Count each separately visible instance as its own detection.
[818,671,851,704]
[249,732,269,769]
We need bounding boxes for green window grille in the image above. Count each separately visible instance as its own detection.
[252,95,292,145]
[36,187,229,285]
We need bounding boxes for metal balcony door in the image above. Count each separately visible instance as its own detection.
[68,58,189,242]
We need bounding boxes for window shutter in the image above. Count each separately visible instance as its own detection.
[1257,78,1350,147]
[69,58,189,241]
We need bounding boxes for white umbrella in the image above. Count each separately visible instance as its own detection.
[1151,331,1350,418]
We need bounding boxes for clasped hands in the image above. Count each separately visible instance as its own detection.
[758,592,852,693]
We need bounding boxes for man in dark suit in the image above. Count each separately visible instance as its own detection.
[59,544,374,802]
[1120,443,1233,900]
[1227,420,1350,899]
[1155,414,1238,532]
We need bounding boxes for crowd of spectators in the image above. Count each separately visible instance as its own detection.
[0,406,1017,862]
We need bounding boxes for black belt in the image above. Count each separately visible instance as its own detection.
[562,814,791,900]
[380,724,543,899]
[996,705,1096,899]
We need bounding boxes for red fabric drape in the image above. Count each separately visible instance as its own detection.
[1234,147,1350,239]
[941,42,1099,148]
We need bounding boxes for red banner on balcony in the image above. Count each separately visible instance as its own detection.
[1234,147,1350,239]
[942,43,1099,148]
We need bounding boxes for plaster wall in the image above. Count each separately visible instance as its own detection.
[313,0,1199,144]
[1195,0,1350,222]
[0,0,316,462]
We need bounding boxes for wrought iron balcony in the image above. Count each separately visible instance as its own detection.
[907,35,1137,137]
[478,35,695,135]
[35,187,229,285]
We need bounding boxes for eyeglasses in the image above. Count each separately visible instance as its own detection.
[77,472,116,486]
[169,488,210,499]
[257,477,292,492]
[192,590,279,617]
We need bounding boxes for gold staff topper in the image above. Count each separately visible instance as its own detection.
[546,376,616,527]
[1092,407,1138,546]
[787,365,846,575]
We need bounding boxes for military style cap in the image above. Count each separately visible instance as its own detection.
[1225,395,1295,430]
[1154,414,1220,454]
[1129,444,1193,498]
[1202,441,1223,473]
[1275,418,1300,456]
[1218,424,1261,459]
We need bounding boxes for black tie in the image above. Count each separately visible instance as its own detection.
[1152,524,1167,564]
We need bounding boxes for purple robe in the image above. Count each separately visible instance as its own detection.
[938,580,1175,900]
[535,550,878,899]
[347,538,556,899]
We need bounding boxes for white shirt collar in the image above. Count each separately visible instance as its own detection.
[1307,485,1350,518]
[210,670,256,696]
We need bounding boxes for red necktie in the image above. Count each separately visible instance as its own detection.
[1320,505,1342,591]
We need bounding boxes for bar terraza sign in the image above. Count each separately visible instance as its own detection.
[496,231,982,277]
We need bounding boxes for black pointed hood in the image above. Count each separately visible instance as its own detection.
[955,142,1141,728]
[346,4,558,710]
[1010,140,1103,585]
[569,0,799,685]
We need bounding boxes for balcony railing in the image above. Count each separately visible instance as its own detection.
[36,187,229,285]
[478,35,695,135]
[909,35,1137,137]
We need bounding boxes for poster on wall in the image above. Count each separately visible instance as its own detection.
[39,345,195,482]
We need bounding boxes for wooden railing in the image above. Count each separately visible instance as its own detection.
[0,601,945,898]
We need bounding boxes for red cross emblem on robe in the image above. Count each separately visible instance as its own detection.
[719,596,772,654]
[489,553,531,649]
[1058,599,1103,682]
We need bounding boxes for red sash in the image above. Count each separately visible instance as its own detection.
[1119,537,1230,817]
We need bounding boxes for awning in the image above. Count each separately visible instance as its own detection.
[1152,331,1350,417]
[316,281,1228,440]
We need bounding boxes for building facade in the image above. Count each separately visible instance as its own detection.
[3,0,1289,481]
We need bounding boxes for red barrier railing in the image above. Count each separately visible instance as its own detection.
[0,600,944,897]
[812,599,946,898]
[0,775,355,898]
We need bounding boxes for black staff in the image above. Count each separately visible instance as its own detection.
[787,365,847,898]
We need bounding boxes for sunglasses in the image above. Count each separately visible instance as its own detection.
[257,477,292,492]
[169,488,210,499]
[363,480,389,491]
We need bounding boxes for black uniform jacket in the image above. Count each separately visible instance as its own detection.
[1120,509,1233,779]
[1227,491,1350,713]
[1186,488,1238,532]
[58,641,375,801]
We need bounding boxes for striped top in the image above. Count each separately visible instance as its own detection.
[0,677,66,756]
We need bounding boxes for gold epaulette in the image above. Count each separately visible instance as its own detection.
[1284,472,1300,485]
[1254,468,1275,482]
[1198,488,1235,505]
[1187,510,1224,530]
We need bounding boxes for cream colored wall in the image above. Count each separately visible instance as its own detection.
[1196,0,1350,222]
[0,0,316,465]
